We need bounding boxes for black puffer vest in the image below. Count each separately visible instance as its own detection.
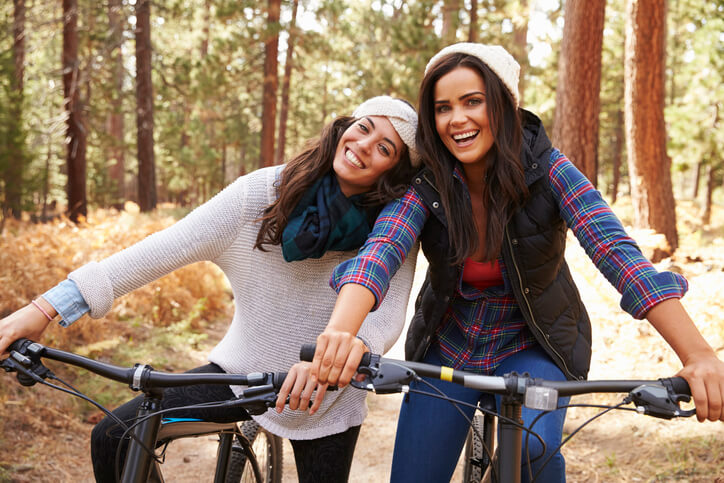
[407,110,592,380]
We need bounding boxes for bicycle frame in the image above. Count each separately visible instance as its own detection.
[2,339,284,483]
[300,344,694,483]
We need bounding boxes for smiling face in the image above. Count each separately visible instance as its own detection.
[332,115,404,197]
[433,66,495,172]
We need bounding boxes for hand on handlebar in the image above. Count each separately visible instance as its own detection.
[309,329,368,387]
[275,362,329,416]
[0,303,53,356]
[677,350,724,422]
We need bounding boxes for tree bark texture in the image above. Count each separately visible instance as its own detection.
[5,0,26,219]
[275,0,299,165]
[135,0,156,211]
[107,0,125,208]
[441,0,460,45]
[511,0,529,104]
[624,0,678,254]
[610,109,624,204]
[552,0,605,186]
[468,0,478,42]
[63,0,88,222]
[260,0,281,168]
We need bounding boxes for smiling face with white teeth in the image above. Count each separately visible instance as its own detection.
[433,66,495,173]
[332,115,404,197]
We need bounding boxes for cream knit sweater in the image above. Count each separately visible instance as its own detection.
[67,166,417,440]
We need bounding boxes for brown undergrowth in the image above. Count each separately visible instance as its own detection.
[1,198,723,482]
[0,204,234,482]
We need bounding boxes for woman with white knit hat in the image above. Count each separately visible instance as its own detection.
[312,43,724,481]
[0,96,420,482]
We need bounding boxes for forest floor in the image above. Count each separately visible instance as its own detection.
[1,198,723,482]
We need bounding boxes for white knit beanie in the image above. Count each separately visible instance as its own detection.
[424,43,520,107]
[353,96,420,167]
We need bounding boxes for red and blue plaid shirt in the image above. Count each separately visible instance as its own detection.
[331,149,688,373]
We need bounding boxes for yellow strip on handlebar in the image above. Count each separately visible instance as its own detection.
[440,366,454,382]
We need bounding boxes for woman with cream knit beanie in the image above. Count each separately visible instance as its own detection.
[314,43,723,482]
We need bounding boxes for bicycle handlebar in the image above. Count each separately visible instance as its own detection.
[299,343,694,419]
[3,338,287,391]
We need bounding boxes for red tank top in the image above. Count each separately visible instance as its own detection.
[462,258,503,291]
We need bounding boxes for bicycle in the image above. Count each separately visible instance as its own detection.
[300,344,696,483]
[1,338,285,483]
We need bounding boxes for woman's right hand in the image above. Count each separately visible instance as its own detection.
[310,328,368,387]
[0,300,55,356]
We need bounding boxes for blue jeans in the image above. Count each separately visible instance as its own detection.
[390,344,569,482]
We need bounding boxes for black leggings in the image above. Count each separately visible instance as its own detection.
[90,363,360,483]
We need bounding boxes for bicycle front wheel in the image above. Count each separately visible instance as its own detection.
[463,414,490,483]
[226,420,282,483]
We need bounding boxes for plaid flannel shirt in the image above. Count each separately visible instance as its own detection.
[331,149,688,372]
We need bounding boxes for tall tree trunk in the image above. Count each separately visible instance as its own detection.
[63,0,87,222]
[610,109,624,204]
[692,161,702,200]
[201,0,211,57]
[441,0,460,45]
[702,163,716,226]
[260,0,281,168]
[135,0,156,211]
[107,0,125,208]
[624,0,678,257]
[5,0,26,219]
[511,0,529,104]
[275,0,299,165]
[468,0,478,42]
[552,0,605,186]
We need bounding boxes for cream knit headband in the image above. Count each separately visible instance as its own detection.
[424,43,521,107]
[353,96,420,167]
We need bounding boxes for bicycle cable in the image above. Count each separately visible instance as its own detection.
[412,377,500,483]
[530,401,629,482]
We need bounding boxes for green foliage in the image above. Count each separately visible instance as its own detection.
[2,0,721,212]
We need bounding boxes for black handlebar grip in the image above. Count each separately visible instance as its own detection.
[8,338,32,353]
[273,372,287,389]
[662,376,691,396]
[299,343,373,367]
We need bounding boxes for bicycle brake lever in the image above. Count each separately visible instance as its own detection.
[350,361,416,394]
[628,384,696,419]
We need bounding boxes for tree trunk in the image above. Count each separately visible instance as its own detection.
[275,0,298,165]
[692,161,702,200]
[702,164,715,226]
[511,0,529,104]
[610,109,624,204]
[63,0,87,222]
[441,0,460,45]
[260,0,281,168]
[468,0,478,42]
[552,0,605,186]
[5,0,26,219]
[107,0,125,208]
[624,0,678,257]
[135,0,156,211]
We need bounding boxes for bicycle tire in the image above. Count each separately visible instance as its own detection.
[462,414,488,483]
[225,420,282,483]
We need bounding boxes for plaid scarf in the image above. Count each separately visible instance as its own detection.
[281,174,374,262]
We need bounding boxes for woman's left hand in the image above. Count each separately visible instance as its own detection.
[275,361,329,416]
[677,350,724,422]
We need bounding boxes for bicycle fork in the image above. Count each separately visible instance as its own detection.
[496,398,523,483]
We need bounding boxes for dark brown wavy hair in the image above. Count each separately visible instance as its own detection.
[254,115,415,251]
[417,53,528,264]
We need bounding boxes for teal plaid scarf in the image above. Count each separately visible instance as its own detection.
[281,174,374,262]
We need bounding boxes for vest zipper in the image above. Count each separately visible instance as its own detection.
[505,228,577,380]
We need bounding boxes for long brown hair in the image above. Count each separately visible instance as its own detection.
[255,115,414,251]
[417,53,527,264]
